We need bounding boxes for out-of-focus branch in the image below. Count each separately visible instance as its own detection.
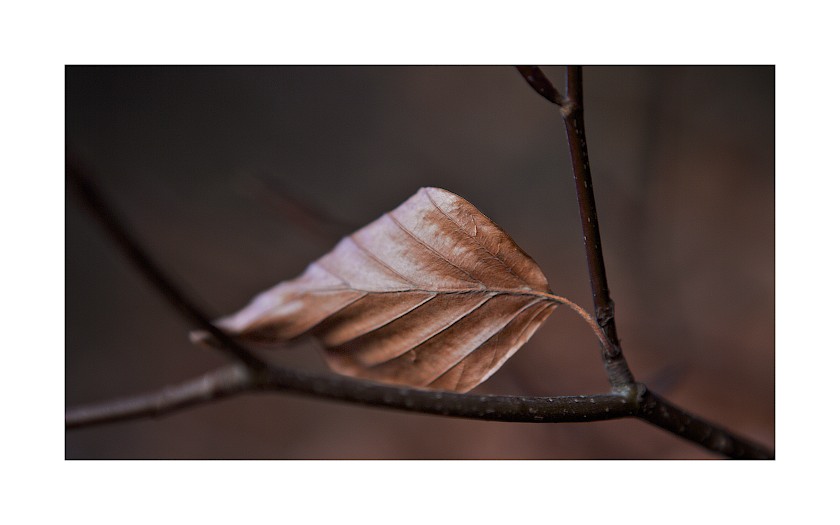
[66,159,267,370]
[65,365,253,429]
[237,173,356,241]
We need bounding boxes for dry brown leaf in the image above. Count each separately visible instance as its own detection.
[193,187,603,392]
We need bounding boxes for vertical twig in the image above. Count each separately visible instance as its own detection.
[518,66,633,388]
[562,66,635,388]
[516,66,773,458]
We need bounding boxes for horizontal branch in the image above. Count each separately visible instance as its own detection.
[65,365,253,429]
[65,361,773,458]
[66,363,637,428]
[637,388,773,459]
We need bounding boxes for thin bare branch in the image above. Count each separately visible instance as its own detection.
[515,66,570,110]
[517,66,634,387]
[64,359,773,458]
[237,173,356,241]
[258,367,637,422]
[562,66,634,387]
[65,365,253,429]
[638,388,773,459]
[66,363,637,428]
[65,158,268,370]
[514,66,773,459]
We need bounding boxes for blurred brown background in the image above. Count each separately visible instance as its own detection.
[65,66,774,459]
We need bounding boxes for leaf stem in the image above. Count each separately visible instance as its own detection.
[534,291,614,353]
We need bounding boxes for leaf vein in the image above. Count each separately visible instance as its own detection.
[323,292,436,348]
[347,234,418,288]
[425,297,545,387]
[386,211,485,288]
[366,293,496,367]
[422,187,531,289]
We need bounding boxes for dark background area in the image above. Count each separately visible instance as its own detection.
[65,66,774,459]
